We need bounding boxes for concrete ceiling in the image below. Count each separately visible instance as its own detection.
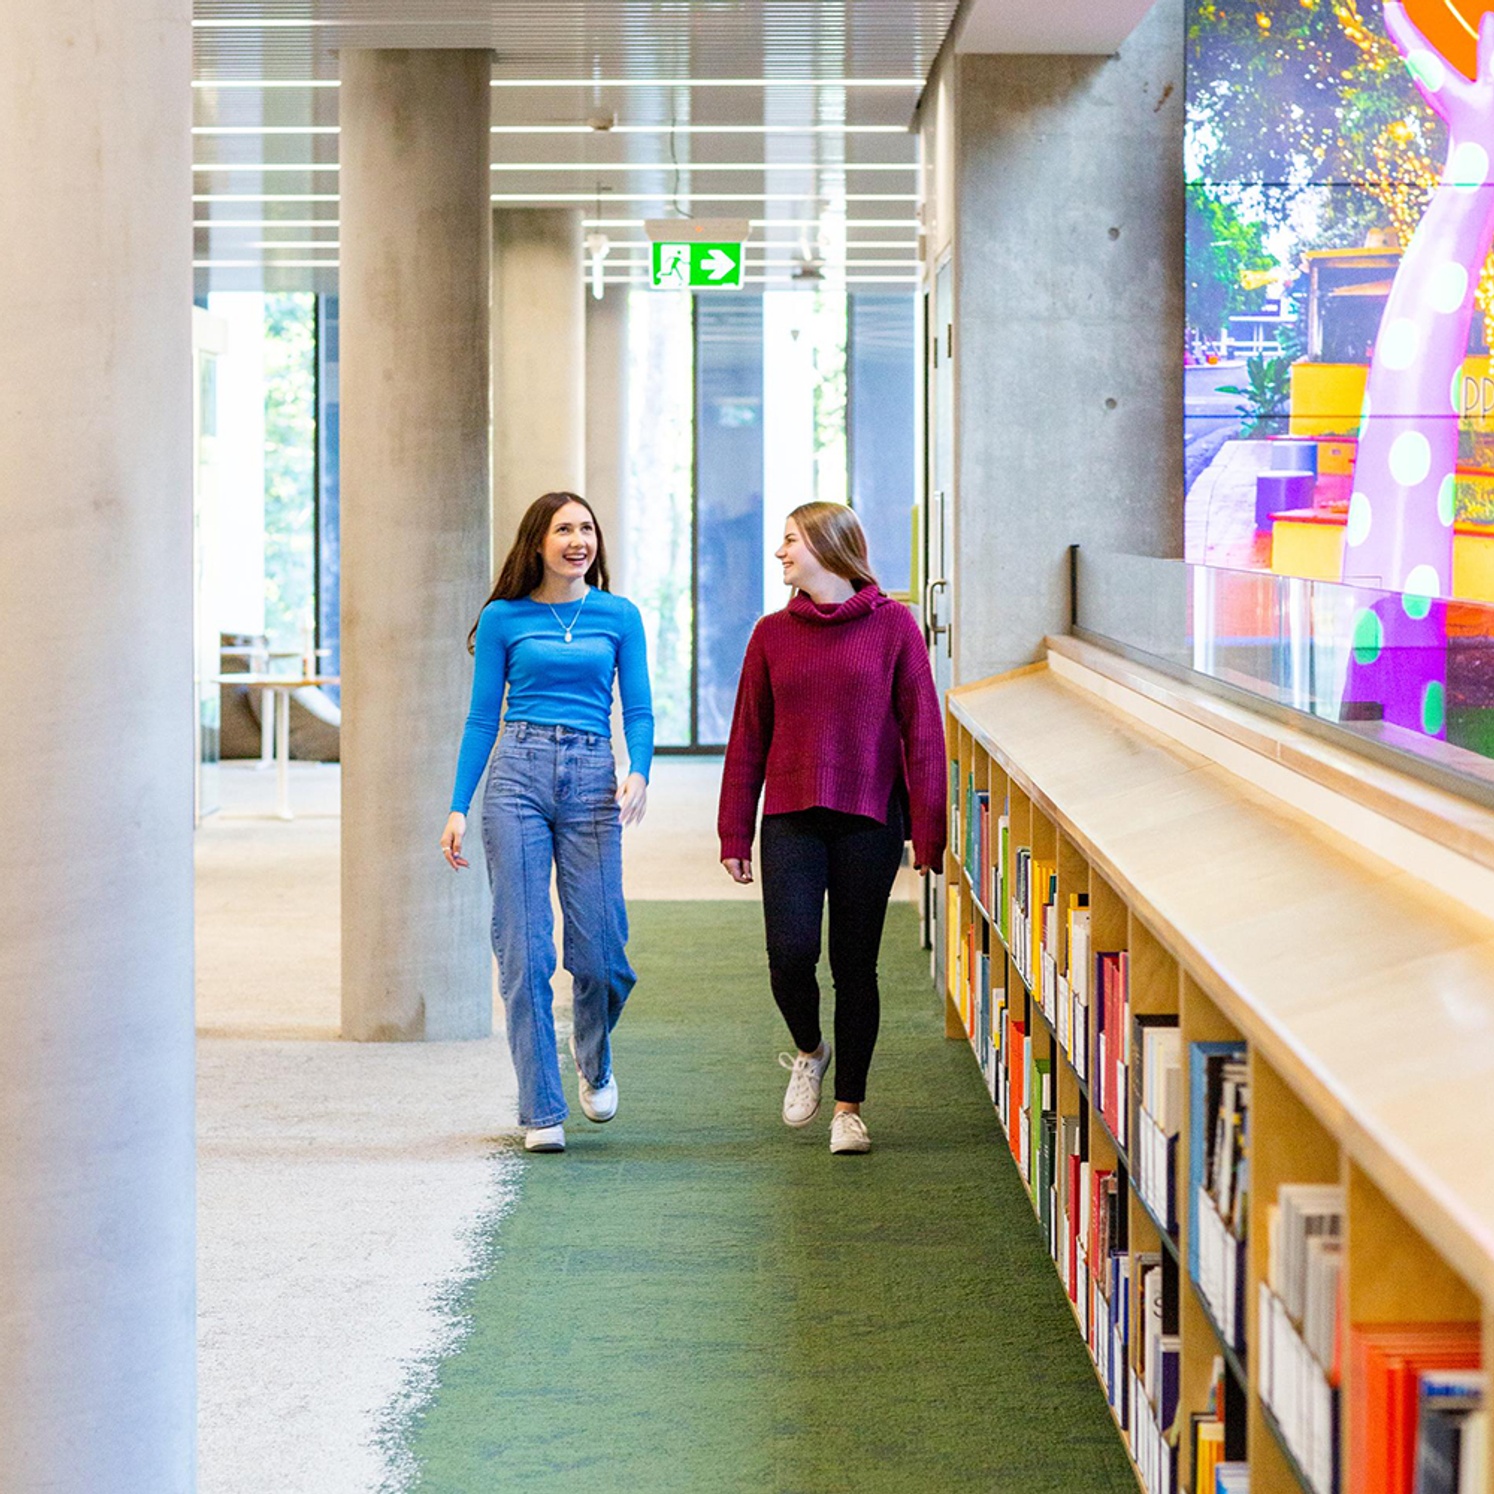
[192,0,1158,295]
[952,0,1158,55]
[193,0,958,294]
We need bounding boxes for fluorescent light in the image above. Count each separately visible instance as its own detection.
[489,162,914,172]
[194,220,339,228]
[194,259,340,267]
[250,241,342,250]
[491,124,909,135]
[193,127,341,135]
[492,193,916,202]
[195,163,340,172]
[193,194,340,203]
[583,217,916,228]
[192,80,340,88]
[490,78,923,88]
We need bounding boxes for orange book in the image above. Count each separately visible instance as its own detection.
[1348,1322,1481,1494]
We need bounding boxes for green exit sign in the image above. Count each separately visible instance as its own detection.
[650,240,744,290]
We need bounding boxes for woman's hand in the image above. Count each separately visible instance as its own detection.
[722,857,753,885]
[617,772,648,826]
[441,812,469,870]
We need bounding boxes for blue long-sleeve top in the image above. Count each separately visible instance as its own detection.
[449,589,655,814]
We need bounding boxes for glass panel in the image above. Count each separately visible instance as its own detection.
[696,292,765,746]
[1075,551,1494,790]
[848,292,915,594]
[317,294,340,701]
[625,288,695,746]
[263,294,317,652]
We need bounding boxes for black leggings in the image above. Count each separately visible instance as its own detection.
[758,797,905,1104]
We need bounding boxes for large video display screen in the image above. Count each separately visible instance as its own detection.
[1186,0,1494,747]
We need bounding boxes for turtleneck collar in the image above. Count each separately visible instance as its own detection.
[786,583,887,625]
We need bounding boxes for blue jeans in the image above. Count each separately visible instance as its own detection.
[482,721,635,1128]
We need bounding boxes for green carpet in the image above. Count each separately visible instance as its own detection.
[401,902,1137,1493]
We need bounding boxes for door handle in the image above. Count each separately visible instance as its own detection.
[924,577,949,641]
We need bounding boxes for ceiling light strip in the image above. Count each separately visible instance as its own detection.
[194,194,340,203]
[489,78,923,88]
[194,219,339,228]
[483,162,912,172]
[193,127,341,135]
[582,218,915,228]
[189,78,921,91]
[492,192,916,202]
[195,164,340,172]
[192,80,340,88]
[492,124,908,135]
[194,260,340,268]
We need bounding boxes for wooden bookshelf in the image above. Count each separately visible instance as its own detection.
[944,640,1494,1494]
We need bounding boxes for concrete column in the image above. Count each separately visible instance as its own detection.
[340,50,493,1041]
[492,209,586,555]
[0,4,196,1488]
[936,0,1185,683]
[584,290,629,591]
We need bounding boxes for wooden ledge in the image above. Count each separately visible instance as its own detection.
[1048,635,1494,874]
[947,656,1494,1298]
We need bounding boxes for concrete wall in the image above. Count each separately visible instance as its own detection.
[938,0,1185,683]
[0,2,196,1485]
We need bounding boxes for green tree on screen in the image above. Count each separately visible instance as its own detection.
[1186,182,1276,336]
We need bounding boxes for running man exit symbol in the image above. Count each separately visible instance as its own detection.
[650,241,744,289]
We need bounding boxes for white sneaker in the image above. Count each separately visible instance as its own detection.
[524,1124,566,1152]
[779,1043,832,1127]
[830,1111,871,1154]
[570,1035,618,1123]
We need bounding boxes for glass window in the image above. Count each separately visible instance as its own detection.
[696,292,765,745]
[263,293,317,651]
[625,288,695,746]
[849,293,916,595]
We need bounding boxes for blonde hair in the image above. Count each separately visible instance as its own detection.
[788,502,878,590]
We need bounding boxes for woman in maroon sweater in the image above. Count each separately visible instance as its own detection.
[718,502,946,1154]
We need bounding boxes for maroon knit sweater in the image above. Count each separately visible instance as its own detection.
[718,585,948,867]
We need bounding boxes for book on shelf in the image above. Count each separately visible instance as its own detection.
[1136,1252,1181,1429]
[1348,1322,1482,1494]
[1057,1113,1083,1298]
[1093,950,1130,1149]
[996,809,1010,942]
[1414,1368,1483,1494]
[1005,1018,1027,1169]
[1192,1355,1244,1492]
[1258,1183,1344,1494]
[1189,1042,1249,1352]
[1214,1465,1249,1492]
[1133,1252,1180,1491]
[1133,1015,1181,1235]
[1130,1363,1178,1494]
[1021,1042,1050,1188]
[1068,899,1090,1079]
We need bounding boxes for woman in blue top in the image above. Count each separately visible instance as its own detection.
[441,491,653,1154]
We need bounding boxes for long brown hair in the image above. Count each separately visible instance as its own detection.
[468,491,611,652]
[789,501,878,590]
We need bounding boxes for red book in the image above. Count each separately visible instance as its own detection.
[1006,1020,1027,1164]
[1348,1322,1481,1494]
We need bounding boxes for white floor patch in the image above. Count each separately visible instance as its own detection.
[197,1039,523,1494]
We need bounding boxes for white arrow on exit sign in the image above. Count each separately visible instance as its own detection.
[703,248,737,281]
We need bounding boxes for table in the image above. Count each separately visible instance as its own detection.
[219,647,333,767]
[212,673,340,819]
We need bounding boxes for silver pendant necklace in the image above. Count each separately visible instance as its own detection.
[542,586,590,644]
